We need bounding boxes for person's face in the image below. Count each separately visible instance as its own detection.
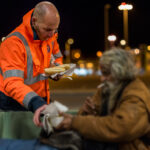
[100,65,116,94]
[100,65,113,83]
[32,14,60,41]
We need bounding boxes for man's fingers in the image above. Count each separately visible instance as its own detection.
[33,104,47,127]
[33,110,41,127]
[85,99,95,109]
[50,74,62,81]
[86,97,92,102]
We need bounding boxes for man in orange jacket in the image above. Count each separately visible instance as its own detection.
[0,1,63,127]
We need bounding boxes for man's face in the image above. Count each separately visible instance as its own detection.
[32,14,60,41]
[100,65,116,92]
[100,65,112,83]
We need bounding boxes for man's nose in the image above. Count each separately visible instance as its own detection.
[101,75,107,82]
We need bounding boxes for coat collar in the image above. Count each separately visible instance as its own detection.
[22,9,35,41]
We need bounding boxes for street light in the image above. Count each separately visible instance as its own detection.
[118,2,133,46]
[67,38,74,45]
[96,51,102,58]
[120,39,126,46]
[107,34,117,48]
[65,38,74,63]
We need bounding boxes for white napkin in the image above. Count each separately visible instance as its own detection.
[42,101,69,134]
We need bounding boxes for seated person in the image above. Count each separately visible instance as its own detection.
[56,48,150,150]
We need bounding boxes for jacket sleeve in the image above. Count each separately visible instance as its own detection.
[72,96,150,142]
[52,36,63,66]
[0,37,46,112]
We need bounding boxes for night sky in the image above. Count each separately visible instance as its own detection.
[0,0,150,58]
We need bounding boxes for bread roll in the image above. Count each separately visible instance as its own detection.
[44,67,65,75]
[55,64,70,70]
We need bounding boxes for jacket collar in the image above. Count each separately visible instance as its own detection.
[22,9,35,41]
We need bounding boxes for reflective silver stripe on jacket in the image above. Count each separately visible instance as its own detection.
[6,32,46,85]
[0,68,2,75]
[51,41,54,48]
[53,51,63,59]
[3,70,24,79]
[4,32,47,107]
[23,92,38,108]
[50,54,55,64]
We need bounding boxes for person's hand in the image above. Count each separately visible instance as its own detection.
[55,112,73,130]
[81,97,97,115]
[33,104,47,127]
[49,74,62,81]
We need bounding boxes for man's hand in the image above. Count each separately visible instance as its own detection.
[55,112,73,130]
[49,74,62,81]
[81,97,97,115]
[33,104,47,127]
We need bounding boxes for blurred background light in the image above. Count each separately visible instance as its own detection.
[120,39,126,46]
[107,35,117,42]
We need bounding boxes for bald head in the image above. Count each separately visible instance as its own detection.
[32,1,60,41]
[33,1,60,23]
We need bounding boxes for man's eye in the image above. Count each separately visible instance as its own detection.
[102,71,110,76]
[45,28,52,32]
[44,28,58,33]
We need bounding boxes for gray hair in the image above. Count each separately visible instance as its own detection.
[100,48,138,81]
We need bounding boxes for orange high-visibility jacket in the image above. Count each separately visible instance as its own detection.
[0,9,63,111]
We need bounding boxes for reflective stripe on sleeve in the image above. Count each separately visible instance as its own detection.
[24,74,47,85]
[0,67,2,75]
[51,41,54,48]
[3,69,24,79]
[53,51,63,59]
[23,92,38,108]
[50,54,55,64]
[2,68,46,85]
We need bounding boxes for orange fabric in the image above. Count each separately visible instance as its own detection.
[0,9,63,106]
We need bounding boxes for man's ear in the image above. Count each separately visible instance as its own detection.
[31,16,37,26]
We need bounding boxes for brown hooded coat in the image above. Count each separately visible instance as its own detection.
[71,78,150,150]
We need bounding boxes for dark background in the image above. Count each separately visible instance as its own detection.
[0,0,149,58]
